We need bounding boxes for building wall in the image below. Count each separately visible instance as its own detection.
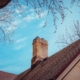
[62,61,80,80]
[56,53,80,80]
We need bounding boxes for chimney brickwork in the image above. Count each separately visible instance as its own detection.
[31,36,48,65]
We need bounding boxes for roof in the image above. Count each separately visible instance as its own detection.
[15,69,30,80]
[15,39,80,80]
[0,71,17,80]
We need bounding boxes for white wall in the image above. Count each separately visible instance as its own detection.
[56,53,80,80]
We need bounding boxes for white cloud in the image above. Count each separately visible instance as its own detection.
[23,13,35,22]
[5,26,17,34]
[5,19,22,33]
[14,43,27,50]
[14,37,27,50]
[38,20,46,28]
[29,9,35,12]
[12,20,20,26]
[34,10,47,19]
[15,5,27,14]
[29,8,47,17]
[40,11,47,17]
[15,45,24,50]
[15,9,20,14]
[23,10,47,22]
[16,37,27,43]
[6,26,17,31]
[21,24,27,28]
[23,14,34,21]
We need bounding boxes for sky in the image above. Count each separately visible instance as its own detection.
[0,0,80,74]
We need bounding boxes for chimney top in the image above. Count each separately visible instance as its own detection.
[33,36,48,45]
[31,36,48,68]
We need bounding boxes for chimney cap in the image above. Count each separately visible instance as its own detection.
[36,36,40,39]
[33,36,48,45]
[33,36,40,42]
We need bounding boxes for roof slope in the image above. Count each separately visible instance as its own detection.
[15,39,80,80]
[15,69,30,80]
[0,71,17,80]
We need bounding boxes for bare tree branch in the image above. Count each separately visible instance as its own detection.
[0,0,80,43]
[0,4,15,43]
[56,20,80,47]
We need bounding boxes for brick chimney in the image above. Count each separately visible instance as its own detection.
[31,36,48,66]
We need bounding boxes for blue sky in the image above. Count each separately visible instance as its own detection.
[0,0,80,74]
